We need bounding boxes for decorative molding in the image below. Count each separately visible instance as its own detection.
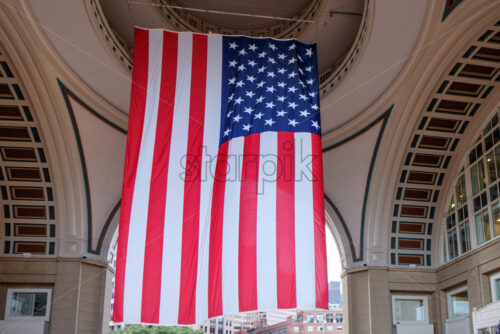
[153,0,324,39]
[324,194,356,263]
[58,79,125,254]
[87,0,133,73]
[391,21,500,266]
[319,0,370,97]
[323,105,392,262]
[0,44,57,257]
[102,199,121,253]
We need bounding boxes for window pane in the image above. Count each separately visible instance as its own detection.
[456,175,466,207]
[448,230,458,260]
[485,133,494,151]
[487,152,496,183]
[476,210,491,245]
[449,195,456,213]
[443,235,447,263]
[481,192,488,207]
[459,222,471,253]
[316,315,323,323]
[490,185,499,201]
[471,164,480,195]
[483,210,492,242]
[478,160,486,192]
[470,149,477,165]
[33,293,47,316]
[495,279,500,301]
[10,293,35,316]
[394,299,424,321]
[10,292,47,317]
[474,196,482,212]
[495,146,500,177]
[492,202,500,237]
[450,290,469,317]
[476,213,485,245]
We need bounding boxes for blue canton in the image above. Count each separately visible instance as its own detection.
[219,36,321,146]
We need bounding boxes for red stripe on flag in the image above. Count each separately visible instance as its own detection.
[312,134,328,308]
[140,31,178,323]
[208,141,229,318]
[276,132,297,309]
[238,133,260,312]
[113,28,149,323]
[178,34,208,324]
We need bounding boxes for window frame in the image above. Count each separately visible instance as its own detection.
[446,286,470,319]
[441,108,500,265]
[391,295,429,325]
[490,271,500,302]
[5,288,52,321]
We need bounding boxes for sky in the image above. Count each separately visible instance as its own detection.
[326,229,342,282]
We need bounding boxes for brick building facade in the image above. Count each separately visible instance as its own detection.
[255,310,343,334]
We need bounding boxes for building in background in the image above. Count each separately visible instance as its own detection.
[264,310,299,326]
[195,312,267,334]
[328,281,342,309]
[255,310,343,334]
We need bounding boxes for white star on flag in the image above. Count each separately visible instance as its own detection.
[277,110,287,116]
[300,110,311,117]
[266,101,276,108]
[254,112,264,119]
[265,118,276,126]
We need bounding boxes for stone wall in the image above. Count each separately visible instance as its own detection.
[342,237,500,334]
[0,258,112,334]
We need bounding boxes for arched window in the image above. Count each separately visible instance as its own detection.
[442,107,500,263]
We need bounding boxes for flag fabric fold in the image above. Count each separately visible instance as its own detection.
[113,27,328,325]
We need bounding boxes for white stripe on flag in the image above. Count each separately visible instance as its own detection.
[196,33,222,323]
[294,132,316,308]
[159,32,193,324]
[256,131,278,311]
[222,136,244,315]
[123,29,163,323]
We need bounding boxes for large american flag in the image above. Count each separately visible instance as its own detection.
[113,27,328,326]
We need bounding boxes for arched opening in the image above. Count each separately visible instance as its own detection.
[105,218,346,332]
